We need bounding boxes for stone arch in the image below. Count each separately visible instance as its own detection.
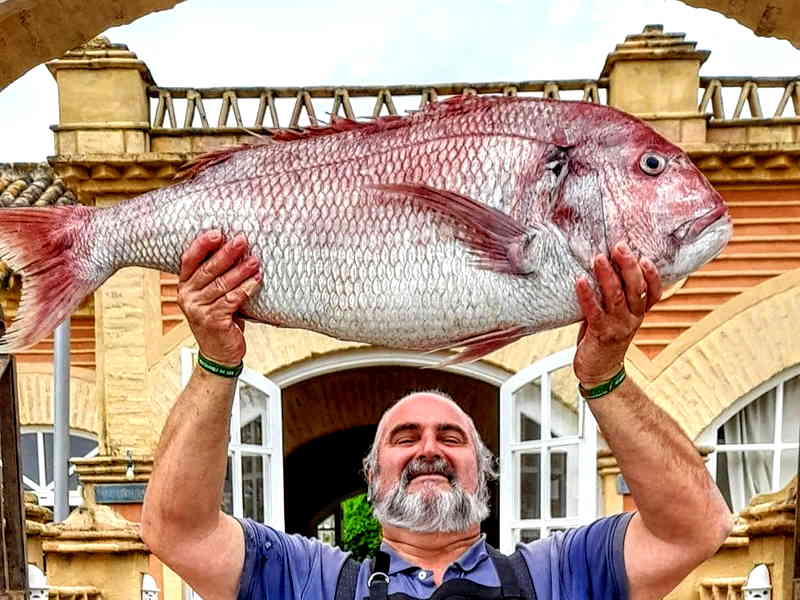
[4,0,799,91]
[273,351,509,542]
[0,0,183,90]
[637,270,800,440]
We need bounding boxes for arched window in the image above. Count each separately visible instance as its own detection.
[20,428,99,507]
[700,366,800,513]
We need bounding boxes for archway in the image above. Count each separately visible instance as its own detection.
[281,365,501,545]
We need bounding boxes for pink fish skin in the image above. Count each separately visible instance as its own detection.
[0,95,731,363]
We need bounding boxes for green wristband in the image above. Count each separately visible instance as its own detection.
[578,366,626,400]
[197,352,243,378]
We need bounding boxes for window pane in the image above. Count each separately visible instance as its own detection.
[779,449,798,490]
[520,452,541,519]
[519,529,540,543]
[716,450,773,512]
[242,454,265,522]
[782,375,799,442]
[70,435,97,458]
[514,381,541,442]
[718,390,775,445]
[549,365,579,438]
[44,433,54,484]
[551,445,579,518]
[20,433,39,485]
[222,456,234,515]
[239,382,266,446]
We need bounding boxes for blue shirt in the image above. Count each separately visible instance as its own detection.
[236,513,633,600]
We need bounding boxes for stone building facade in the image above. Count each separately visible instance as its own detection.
[0,24,797,600]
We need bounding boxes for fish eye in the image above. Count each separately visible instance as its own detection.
[639,152,667,176]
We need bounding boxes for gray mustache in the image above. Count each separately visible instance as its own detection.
[401,457,456,486]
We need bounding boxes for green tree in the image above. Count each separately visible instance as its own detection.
[340,493,382,561]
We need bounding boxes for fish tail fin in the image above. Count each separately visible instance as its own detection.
[0,205,102,353]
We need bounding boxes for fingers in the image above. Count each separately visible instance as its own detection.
[183,233,249,291]
[611,243,647,316]
[593,254,627,315]
[576,276,602,324]
[179,230,224,282]
[641,258,663,311]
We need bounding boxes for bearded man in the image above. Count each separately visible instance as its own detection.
[141,231,733,600]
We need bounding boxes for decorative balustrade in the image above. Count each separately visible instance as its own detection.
[700,77,800,121]
[48,586,103,600]
[697,577,745,600]
[147,79,607,131]
[145,76,800,132]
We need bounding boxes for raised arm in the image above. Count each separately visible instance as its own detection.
[140,231,261,600]
[573,243,733,600]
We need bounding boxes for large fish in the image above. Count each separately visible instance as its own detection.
[0,95,731,363]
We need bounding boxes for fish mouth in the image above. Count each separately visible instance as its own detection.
[671,204,730,242]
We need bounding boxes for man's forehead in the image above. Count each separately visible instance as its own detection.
[379,393,471,437]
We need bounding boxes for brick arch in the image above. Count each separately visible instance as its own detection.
[4,0,798,91]
[0,0,182,90]
[637,269,800,440]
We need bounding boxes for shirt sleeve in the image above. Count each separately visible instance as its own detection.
[517,512,634,600]
[236,518,351,600]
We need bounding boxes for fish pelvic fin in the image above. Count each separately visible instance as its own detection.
[370,183,539,276]
[429,325,531,367]
[0,206,99,353]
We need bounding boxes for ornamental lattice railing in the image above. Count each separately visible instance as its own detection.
[146,76,800,132]
[147,79,607,131]
[698,77,800,121]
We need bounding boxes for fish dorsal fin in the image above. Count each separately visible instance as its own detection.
[370,183,539,276]
[175,96,524,180]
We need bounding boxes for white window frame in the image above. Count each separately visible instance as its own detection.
[697,364,800,508]
[20,427,99,508]
[499,346,597,553]
[180,348,284,529]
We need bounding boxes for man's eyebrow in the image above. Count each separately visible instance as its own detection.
[437,423,468,438]
[387,423,421,439]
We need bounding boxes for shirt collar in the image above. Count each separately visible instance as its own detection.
[380,534,489,575]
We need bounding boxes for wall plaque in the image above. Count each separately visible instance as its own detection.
[94,483,146,504]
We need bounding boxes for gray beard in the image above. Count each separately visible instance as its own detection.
[369,459,490,533]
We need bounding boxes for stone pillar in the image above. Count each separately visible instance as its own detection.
[72,456,154,522]
[46,37,154,157]
[43,504,150,600]
[24,492,56,571]
[601,25,709,145]
[739,478,797,600]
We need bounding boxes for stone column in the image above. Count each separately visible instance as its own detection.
[47,39,163,457]
[43,504,150,600]
[601,25,709,146]
[46,37,154,157]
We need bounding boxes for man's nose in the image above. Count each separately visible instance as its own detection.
[417,432,442,458]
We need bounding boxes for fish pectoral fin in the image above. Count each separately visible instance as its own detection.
[370,183,536,276]
[429,326,531,367]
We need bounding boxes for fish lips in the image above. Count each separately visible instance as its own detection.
[670,204,731,243]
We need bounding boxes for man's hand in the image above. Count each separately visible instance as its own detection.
[177,230,262,366]
[573,242,662,385]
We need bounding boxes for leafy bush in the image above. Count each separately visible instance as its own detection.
[340,493,382,561]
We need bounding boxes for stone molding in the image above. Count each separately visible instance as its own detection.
[42,505,146,554]
[72,455,153,484]
[601,24,710,78]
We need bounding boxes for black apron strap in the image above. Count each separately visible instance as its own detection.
[508,551,537,600]
[335,557,361,600]
[368,551,392,600]
[486,547,523,598]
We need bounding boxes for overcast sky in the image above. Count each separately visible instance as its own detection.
[1,0,798,162]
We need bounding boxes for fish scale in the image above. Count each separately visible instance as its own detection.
[0,95,731,363]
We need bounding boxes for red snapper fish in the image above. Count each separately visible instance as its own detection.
[0,95,731,363]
